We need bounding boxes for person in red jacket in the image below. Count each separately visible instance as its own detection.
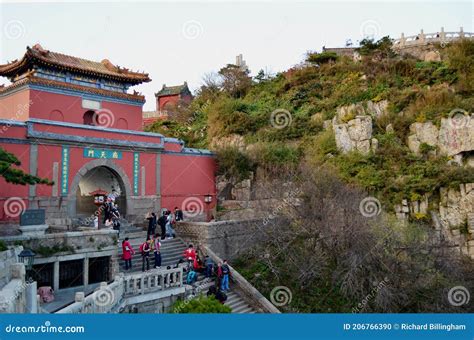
[183,244,196,271]
[122,237,135,270]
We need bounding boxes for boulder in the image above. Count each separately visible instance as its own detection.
[438,116,474,156]
[407,122,439,154]
[424,50,441,62]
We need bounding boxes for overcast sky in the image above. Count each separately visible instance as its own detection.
[1,0,472,110]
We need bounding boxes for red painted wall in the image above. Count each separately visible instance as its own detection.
[0,120,215,222]
[0,89,31,121]
[33,122,162,145]
[161,153,216,215]
[157,94,179,111]
[29,89,143,131]
[0,142,30,222]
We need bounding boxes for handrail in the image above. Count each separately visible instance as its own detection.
[55,267,184,314]
[200,246,280,314]
[393,28,473,48]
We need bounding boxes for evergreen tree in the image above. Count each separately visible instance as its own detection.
[0,147,52,185]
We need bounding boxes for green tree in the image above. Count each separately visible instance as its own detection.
[218,64,252,98]
[172,295,232,313]
[358,36,394,58]
[306,51,338,64]
[0,147,52,185]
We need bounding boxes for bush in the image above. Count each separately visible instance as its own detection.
[306,51,338,64]
[172,295,232,313]
[250,142,301,174]
[0,240,7,252]
[216,147,255,181]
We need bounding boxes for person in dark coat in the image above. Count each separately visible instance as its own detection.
[146,212,157,237]
[157,211,167,240]
[174,207,184,222]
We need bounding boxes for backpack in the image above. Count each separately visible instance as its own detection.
[222,264,230,275]
[186,270,197,284]
[140,242,149,255]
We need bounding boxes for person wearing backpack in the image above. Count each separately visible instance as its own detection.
[183,244,196,271]
[122,237,135,270]
[220,259,231,292]
[139,238,151,272]
[153,234,162,269]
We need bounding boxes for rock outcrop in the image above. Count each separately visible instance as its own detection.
[407,122,439,154]
[331,101,388,155]
[407,115,473,161]
[436,183,474,259]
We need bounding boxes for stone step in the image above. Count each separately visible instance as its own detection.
[115,236,258,314]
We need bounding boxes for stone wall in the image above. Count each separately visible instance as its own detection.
[1,230,119,290]
[176,218,276,260]
[0,246,22,290]
[0,229,118,259]
[0,260,26,313]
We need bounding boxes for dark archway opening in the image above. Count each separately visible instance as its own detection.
[83,110,95,126]
[76,166,127,218]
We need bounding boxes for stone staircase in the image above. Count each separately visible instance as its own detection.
[115,229,258,313]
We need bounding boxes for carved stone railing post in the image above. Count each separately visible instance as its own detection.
[440,27,446,41]
[400,32,406,47]
[419,29,425,43]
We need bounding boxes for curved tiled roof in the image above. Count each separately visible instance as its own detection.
[0,44,151,85]
[155,82,191,97]
[0,76,146,103]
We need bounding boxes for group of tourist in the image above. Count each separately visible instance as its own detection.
[94,196,121,231]
[120,206,232,302]
[183,244,232,301]
[120,207,184,271]
[147,207,184,240]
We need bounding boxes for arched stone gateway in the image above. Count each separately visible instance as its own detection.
[68,159,133,220]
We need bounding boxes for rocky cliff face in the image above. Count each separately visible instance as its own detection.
[331,100,388,155]
[407,116,474,161]
[437,183,474,259]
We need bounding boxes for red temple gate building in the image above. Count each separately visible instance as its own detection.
[142,82,193,126]
[0,44,216,231]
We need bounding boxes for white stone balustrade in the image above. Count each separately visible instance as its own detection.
[56,267,183,314]
[393,27,473,49]
[0,263,27,313]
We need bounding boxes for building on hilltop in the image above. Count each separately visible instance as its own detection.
[0,44,216,230]
[142,82,193,126]
[235,54,249,73]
